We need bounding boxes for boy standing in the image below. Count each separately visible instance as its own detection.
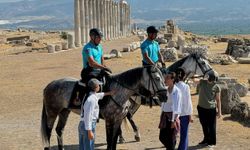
[78,78,114,150]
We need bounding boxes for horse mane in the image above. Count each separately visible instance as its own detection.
[164,56,188,73]
[110,67,145,87]
[189,51,207,59]
[162,52,208,75]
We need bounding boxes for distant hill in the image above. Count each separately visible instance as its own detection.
[130,0,250,35]
[0,0,73,30]
[0,0,250,35]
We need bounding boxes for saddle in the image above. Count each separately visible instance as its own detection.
[68,81,89,109]
[68,70,110,109]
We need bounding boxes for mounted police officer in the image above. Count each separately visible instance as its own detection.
[141,26,165,68]
[81,28,111,84]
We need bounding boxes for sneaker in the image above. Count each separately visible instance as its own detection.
[198,140,208,145]
[208,145,216,148]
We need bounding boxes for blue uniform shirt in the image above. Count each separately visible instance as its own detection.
[82,42,103,68]
[141,39,160,64]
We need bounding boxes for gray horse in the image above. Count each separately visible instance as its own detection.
[118,53,214,142]
[41,65,167,150]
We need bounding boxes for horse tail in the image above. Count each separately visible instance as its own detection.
[41,102,49,147]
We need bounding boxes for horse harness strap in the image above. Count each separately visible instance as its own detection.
[112,78,149,99]
[194,57,213,76]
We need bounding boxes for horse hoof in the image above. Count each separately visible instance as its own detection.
[118,137,126,144]
[58,145,64,150]
[135,136,140,142]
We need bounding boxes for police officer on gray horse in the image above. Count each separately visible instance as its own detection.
[81,28,112,84]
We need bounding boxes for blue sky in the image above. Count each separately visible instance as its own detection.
[0,0,23,3]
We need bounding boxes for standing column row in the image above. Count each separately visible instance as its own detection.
[74,0,131,47]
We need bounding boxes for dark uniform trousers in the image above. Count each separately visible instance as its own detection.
[159,112,176,150]
[197,105,217,145]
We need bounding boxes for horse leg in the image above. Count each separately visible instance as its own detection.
[106,122,114,150]
[55,108,70,150]
[106,121,122,150]
[118,125,125,144]
[41,104,57,150]
[127,113,141,142]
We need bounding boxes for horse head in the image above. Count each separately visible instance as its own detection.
[181,53,213,78]
[141,65,168,103]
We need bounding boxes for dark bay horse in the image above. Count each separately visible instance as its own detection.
[41,65,167,150]
[118,53,214,142]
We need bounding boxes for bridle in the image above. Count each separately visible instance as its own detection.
[189,56,213,79]
[112,67,166,99]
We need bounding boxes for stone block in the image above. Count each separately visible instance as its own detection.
[167,40,177,48]
[67,34,75,49]
[123,47,131,52]
[110,49,122,58]
[55,45,62,52]
[218,77,237,84]
[238,57,250,64]
[62,42,68,50]
[231,102,249,121]
[229,83,248,97]
[220,85,241,114]
[47,45,55,53]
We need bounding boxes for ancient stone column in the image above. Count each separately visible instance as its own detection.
[92,0,96,28]
[117,2,121,37]
[100,0,104,38]
[110,1,113,40]
[104,0,108,40]
[122,2,126,37]
[128,4,131,35]
[107,0,110,40]
[114,2,118,38]
[96,0,100,29]
[112,1,115,39]
[124,4,127,36]
[126,4,129,36]
[89,0,93,29]
[74,0,81,47]
[119,1,123,37]
[110,1,114,40]
[80,0,85,45]
[84,0,90,42]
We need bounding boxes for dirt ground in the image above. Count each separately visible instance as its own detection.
[0,35,250,150]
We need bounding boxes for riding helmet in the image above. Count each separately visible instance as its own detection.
[146,26,159,34]
[89,28,103,37]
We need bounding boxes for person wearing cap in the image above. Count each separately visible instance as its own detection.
[140,26,165,67]
[175,68,193,150]
[81,28,112,84]
[194,71,221,148]
[78,78,114,150]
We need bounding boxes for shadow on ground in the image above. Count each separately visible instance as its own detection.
[50,143,107,150]
[189,144,208,150]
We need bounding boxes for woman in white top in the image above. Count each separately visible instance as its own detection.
[175,68,193,150]
[159,72,182,150]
